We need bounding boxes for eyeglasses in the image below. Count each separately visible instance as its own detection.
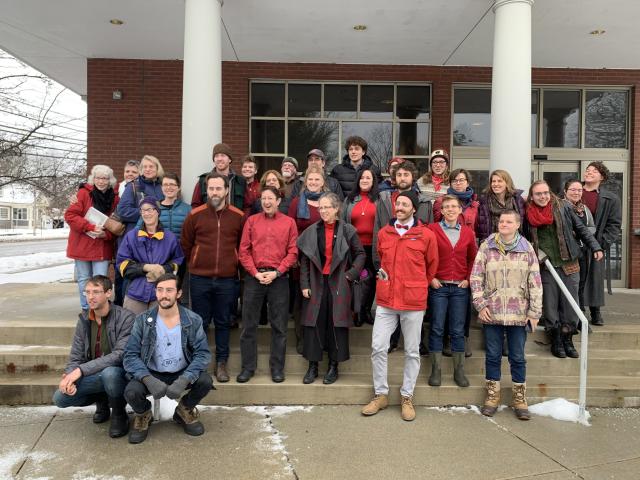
[451,178,468,184]
[567,188,583,193]
[163,183,179,188]
[83,290,105,297]
[533,191,551,197]
[318,206,336,211]
[140,207,157,214]
[94,176,110,181]
[431,160,447,165]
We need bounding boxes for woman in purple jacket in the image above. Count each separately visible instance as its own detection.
[476,169,527,242]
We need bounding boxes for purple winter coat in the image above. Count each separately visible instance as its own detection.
[476,189,527,242]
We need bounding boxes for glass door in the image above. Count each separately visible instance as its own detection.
[531,162,580,196]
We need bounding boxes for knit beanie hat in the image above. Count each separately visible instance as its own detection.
[396,190,419,211]
[213,143,233,160]
[139,196,161,214]
[282,156,299,170]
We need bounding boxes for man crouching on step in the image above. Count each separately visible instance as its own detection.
[123,273,213,443]
[361,191,438,421]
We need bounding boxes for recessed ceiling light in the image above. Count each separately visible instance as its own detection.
[110,19,124,25]
[353,25,367,31]
[589,29,605,36]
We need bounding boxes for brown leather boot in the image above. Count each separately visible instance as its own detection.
[481,380,501,417]
[512,382,530,420]
[401,396,416,421]
[174,400,205,436]
[215,362,230,383]
[361,394,388,416]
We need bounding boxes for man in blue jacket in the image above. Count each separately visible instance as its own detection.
[123,273,213,444]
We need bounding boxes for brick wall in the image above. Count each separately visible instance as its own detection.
[87,59,640,287]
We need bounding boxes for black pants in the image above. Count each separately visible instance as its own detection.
[240,275,289,372]
[124,370,213,414]
[361,245,376,315]
[303,276,350,363]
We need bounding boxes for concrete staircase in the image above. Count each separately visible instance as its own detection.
[0,281,639,407]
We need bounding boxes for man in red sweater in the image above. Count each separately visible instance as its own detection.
[362,190,438,422]
[427,195,478,388]
[237,186,299,383]
[180,172,244,383]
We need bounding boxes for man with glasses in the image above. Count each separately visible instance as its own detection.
[124,273,212,444]
[53,275,135,438]
[525,180,602,358]
[291,149,344,200]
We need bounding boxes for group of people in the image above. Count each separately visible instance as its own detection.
[57,134,620,435]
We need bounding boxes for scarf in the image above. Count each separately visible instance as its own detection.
[431,174,445,192]
[297,189,322,220]
[488,193,517,233]
[90,186,115,214]
[447,186,474,205]
[526,202,553,228]
[494,232,521,256]
[570,200,586,217]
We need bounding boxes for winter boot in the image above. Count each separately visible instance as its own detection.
[361,394,388,416]
[550,328,567,358]
[562,333,579,358]
[303,361,319,384]
[323,361,339,384]
[108,397,129,438]
[452,352,470,387]
[173,400,205,436]
[215,361,230,383]
[93,394,110,424]
[512,382,530,420]
[428,352,442,386]
[128,410,153,444]
[401,396,416,421]
[481,380,501,417]
[590,307,604,326]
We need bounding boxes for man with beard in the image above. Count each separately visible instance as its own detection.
[191,143,246,210]
[180,172,244,384]
[124,273,212,444]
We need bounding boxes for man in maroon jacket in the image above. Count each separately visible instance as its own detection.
[237,186,298,383]
[180,172,244,383]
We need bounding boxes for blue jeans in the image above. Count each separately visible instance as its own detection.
[52,366,127,407]
[428,285,469,353]
[75,260,110,310]
[483,324,527,383]
[190,274,236,362]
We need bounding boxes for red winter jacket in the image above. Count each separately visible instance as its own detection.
[375,221,438,311]
[427,222,478,282]
[64,185,119,261]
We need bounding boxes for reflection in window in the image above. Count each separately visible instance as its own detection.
[466,170,489,195]
[251,120,284,154]
[251,83,285,117]
[542,171,578,196]
[453,89,491,146]
[585,91,628,148]
[360,85,393,119]
[288,84,321,118]
[397,86,430,120]
[342,122,392,171]
[395,123,429,156]
[252,156,286,175]
[603,171,624,280]
[288,120,339,171]
[324,85,357,118]
[531,90,539,147]
[543,90,580,148]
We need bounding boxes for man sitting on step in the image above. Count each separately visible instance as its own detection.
[53,275,135,438]
[123,273,213,444]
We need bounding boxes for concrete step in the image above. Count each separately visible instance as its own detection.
[2,372,638,408]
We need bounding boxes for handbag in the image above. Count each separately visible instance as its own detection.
[352,268,373,312]
[104,213,125,236]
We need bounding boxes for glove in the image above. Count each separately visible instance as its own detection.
[145,264,166,282]
[142,375,168,399]
[166,375,190,400]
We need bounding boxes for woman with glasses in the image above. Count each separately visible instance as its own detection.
[297,192,365,384]
[525,180,602,358]
[65,165,120,312]
[116,197,184,315]
[433,168,479,231]
[416,149,450,202]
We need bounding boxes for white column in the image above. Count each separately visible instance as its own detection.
[181,0,222,198]
[489,0,534,191]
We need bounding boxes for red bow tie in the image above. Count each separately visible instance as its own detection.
[395,223,409,230]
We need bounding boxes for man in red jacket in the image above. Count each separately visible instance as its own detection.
[237,186,298,383]
[426,195,478,388]
[180,172,244,383]
[361,190,438,422]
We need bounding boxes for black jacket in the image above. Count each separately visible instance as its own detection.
[329,155,381,197]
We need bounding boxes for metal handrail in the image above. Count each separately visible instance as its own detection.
[543,258,589,424]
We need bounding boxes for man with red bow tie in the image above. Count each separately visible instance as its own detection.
[361,190,438,422]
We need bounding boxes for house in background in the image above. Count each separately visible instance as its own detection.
[0,184,54,230]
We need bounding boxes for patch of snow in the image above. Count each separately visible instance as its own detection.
[0,263,74,285]
[0,445,28,480]
[243,406,313,417]
[0,252,71,274]
[0,229,70,242]
[427,405,482,415]
[71,473,128,480]
[155,397,178,422]
[529,398,591,426]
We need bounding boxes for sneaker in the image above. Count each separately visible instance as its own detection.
[173,401,205,436]
[401,396,415,421]
[128,410,153,444]
[361,394,388,416]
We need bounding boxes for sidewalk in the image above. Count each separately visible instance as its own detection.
[1,403,639,480]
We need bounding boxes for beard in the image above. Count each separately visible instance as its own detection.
[281,170,293,178]
[209,196,224,208]
[158,297,177,309]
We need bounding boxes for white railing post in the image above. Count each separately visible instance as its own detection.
[543,259,589,424]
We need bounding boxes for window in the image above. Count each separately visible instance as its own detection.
[12,207,28,227]
[250,82,431,173]
[0,207,9,220]
[542,90,581,148]
[585,91,628,148]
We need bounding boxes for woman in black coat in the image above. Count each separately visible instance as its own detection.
[297,192,365,385]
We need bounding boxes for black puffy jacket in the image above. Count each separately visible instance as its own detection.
[329,154,382,197]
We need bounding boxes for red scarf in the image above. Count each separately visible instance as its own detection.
[526,202,553,227]
[431,174,445,192]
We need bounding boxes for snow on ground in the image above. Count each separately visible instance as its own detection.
[0,229,69,242]
[529,398,591,426]
[0,252,71,274]
[0,263,74,285]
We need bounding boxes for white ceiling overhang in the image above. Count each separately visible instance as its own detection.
[0,0,638,96]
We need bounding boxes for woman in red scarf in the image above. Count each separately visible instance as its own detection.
[417,148,450,202]
[525,180,603,358]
